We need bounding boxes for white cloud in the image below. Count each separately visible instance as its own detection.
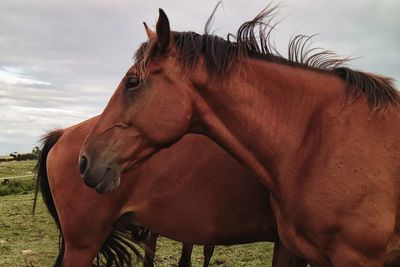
[0,69,51,86]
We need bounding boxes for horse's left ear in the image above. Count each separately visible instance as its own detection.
[143,22,156,39]
[156,8,174,52]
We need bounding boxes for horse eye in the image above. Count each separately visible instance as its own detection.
[126,77,141,91]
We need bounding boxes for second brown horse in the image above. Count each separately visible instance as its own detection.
[36,116,307,266]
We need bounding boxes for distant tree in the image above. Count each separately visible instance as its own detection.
[9,149,39,161]
[32,146,40,156]
[15,153,37,161]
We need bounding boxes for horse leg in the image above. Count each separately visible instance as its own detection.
[61,242,104,267]
[272,240,309,267]
[144,233,158,267]
[203,245,215,267]
[178,243,193,267]
[60,219,114,267]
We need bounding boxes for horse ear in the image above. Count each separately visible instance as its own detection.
[156,8,174,52]
[143,22,156,39]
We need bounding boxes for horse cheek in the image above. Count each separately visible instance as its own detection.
[140,88,192,145]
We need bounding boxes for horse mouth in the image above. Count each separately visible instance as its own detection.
[95,167,121,193]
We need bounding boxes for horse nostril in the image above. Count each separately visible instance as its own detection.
[79,155,88,176]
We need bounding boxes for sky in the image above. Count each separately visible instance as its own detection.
[0,0,399,155]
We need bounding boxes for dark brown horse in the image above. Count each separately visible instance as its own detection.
[79,7,400,267]
[35,116,307,266]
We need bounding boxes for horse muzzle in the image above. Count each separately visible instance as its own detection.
[79,154,121,193]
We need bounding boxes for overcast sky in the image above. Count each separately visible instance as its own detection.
[0,0,399,155]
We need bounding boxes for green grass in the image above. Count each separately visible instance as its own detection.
[152,238,273,266]
[0,160,36,179]
[0,159,274,266]
[0,178,34,196]
[0,194,59,266]
[0,193,274,266]
[0,160,36,196]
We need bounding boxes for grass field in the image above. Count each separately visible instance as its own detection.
[0,160,36,179]
[0,193,59,266]
[0,160,275,266]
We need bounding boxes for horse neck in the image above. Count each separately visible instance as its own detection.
[191,58,344,193]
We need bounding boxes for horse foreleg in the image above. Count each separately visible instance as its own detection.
[178,243,194,267]
[203,245,215,267]
[272,240,308,267]
[144,232,158,267]
[61,242,103,267]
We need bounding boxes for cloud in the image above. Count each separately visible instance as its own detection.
[0,68,51,86]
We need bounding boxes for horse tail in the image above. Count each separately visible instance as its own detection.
[93,231,144,267]
[33,129,65,266]
[33,129,143,267]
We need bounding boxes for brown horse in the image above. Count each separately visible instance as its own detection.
[35,116,307,266]
[78,7,400,267]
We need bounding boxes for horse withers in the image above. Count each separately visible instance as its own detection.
[36,116,307,266]
[79,7,400,267]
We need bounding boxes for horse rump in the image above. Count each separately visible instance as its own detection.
[33,129,143,267]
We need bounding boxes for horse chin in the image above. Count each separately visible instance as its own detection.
[95,171,121,193]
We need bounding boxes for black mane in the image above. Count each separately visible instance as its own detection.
[135,5,399,112]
